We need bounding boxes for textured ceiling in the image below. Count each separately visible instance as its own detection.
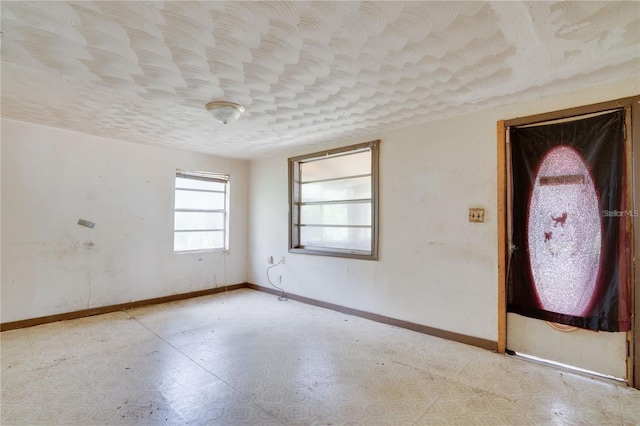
[1,1,639,159]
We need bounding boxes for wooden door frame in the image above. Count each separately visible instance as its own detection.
[497,96,640,389]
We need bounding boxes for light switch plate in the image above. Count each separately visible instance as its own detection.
[469,208,485,223]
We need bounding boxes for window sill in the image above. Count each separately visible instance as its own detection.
[174,248,228,255]
[289,247,377,261]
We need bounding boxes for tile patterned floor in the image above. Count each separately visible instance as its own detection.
[1,288,639,425]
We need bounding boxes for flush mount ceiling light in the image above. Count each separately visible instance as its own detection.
[205,101,245,125]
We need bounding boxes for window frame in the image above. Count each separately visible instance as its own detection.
[173,170,230,253]
[288,140,380,260]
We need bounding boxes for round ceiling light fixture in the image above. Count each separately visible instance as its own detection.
[205,101,245,125]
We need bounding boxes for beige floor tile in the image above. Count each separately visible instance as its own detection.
[1,288,639,426]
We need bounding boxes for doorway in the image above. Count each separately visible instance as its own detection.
[497,97,639,388]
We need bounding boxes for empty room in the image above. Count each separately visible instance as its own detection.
[1,1,639,425]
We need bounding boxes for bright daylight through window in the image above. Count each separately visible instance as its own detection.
[289,140,379,260]
[174,170,229,252]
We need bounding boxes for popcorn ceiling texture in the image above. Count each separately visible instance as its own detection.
[1,1,639,159]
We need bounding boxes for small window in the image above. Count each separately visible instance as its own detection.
[289,140,379,260]
[174,170,229,253]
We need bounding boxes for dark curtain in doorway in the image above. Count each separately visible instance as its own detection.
[507,110,631,332]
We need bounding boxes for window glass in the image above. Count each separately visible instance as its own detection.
[300,227,372,251]
[300,203,371,226]
[301,176,371,203]
[301,151,371,182]
[289,141,379,259]
[174,212,225,231]
[174,171,229,252]
[175,177,226,191]
[174,231,224,252]
[175,190,225,211]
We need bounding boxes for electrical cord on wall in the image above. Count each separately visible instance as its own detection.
[266,259,288,301]
[223,250,229,297]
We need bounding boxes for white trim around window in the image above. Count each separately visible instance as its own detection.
[174,170,230,253]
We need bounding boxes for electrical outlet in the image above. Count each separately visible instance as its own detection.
[280,256,285,264]
[267,256,273,264]
[469,208,485,223]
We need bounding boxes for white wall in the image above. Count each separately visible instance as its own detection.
[248,76,640,342]
[1,119,249,323]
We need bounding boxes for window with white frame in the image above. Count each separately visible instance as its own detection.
[289,140,379,260]
[174,170,229,252]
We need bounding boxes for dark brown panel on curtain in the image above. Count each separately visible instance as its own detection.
[507,110,631,332]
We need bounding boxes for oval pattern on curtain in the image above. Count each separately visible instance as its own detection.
[527,146,601,317]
